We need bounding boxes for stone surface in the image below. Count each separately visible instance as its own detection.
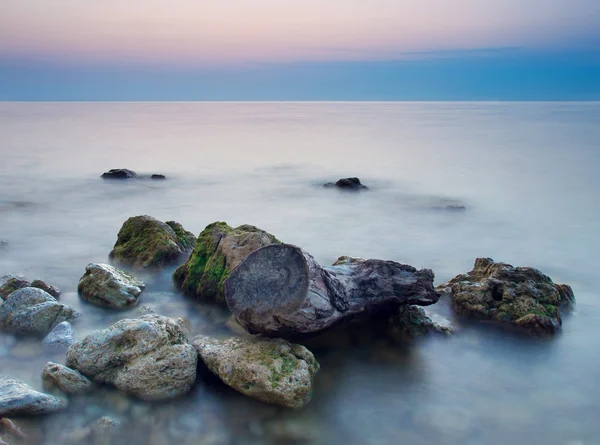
[323,177,368,190]
[30,280,61,298]
[173,222,280,304]
[42,362,93,394]
[193,336,319,408]
[439,257,575,334]
[109,215,196,272]
[42,321,74,352]
[386,305,454,341]
[66,315,198,400]
[225,244,440,337]
[101,169,137,179]
[0,376,67,416]
[0,278,30,300]
[78,263,145,309]
[0,288,80,336]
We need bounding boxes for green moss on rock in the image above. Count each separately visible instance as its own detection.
[173,222,280,303]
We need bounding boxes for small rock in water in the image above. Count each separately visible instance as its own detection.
[323,177,368,190]
[42,362,93,394]
[30,280,61,298]
[331,255,366,266]
[77,263,145,309]
[386,305,454,342]
[101,169,137,179]
[0,278,30,300]
[151,174,166,180]
[42,321,74,352]
[0,376,68,416]
[0,418,27,441]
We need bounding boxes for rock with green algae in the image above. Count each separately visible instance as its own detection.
[173,222,280,303]
[387,305,454,342]
[192,335,319,408]
[109,215,196,272]
[438,257,575,334]
[78,263,145,309]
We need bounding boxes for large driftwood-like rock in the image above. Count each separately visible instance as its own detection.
[225,244,439,337]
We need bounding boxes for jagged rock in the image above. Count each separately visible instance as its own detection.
[77,263,145,309]
[323,177,368,190]
[386,306,454,341]
[193,336,319,408]
[42,362,93,394]
[101,169,137,179]
[0,279,29,300]
[173,222,280,304]
[30,280,60,298]
[0,288,80,336]
[66,315,197,400]
[225,244,439,337]
[42,321,74,352]
[439,258,575,334]
[109,215,196,272]
[0,376,67,416]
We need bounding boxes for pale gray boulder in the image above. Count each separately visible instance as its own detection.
[0,376,68,416]
[77,263,145,309]
[42,321,74,352]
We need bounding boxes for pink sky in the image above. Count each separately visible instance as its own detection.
[1,0,599,65]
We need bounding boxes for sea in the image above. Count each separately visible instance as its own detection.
[0,102,599,445]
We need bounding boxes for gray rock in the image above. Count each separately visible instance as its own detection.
[66,315,197,400]
[0,278,30,300]
[0,288,80,336]
[192,335,319,408]
[30,280,61,298]
[77,263,145,309]
[42,362,93,394]
[42,321,74,352]
[0,376,68,416]
[439,257,575,334]
[387,305,454,341]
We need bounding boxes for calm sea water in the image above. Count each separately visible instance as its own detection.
[0,102,599,445]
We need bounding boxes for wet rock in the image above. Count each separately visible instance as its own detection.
[173,222,280,304]
[323,177,368,190]
[151,174,166,180]
[331,255,365,266]
[439,257,575,334]
[0,240,8,250]
[42,362,93,394]
[192,335,319,408]
[101,169,137,179]
[0,279,30,300]
[0,418,27,441]
[66,315,197,400]
[78,263,145,309]
[109,215,196,272]
[30,280,60,298]
[386,306,454,341]
[0,288,80,336]
[42,321,74,352]
[0,376,67,416]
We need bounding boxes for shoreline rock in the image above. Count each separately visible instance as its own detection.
[1,278,60,300]
[42,362,93,394]
[78,263,145,309]
[386,305,454,342]
[0,376,68,416]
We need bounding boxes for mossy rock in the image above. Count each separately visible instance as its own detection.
[109,216,196,272]
[387,305,454,341]
[173,222,280,304]
[441,258,575,334]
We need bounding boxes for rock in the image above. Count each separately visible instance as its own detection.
[0,418,27,440]
[65,315,197,400]
[440,258,575,334]
[62,416,123,445]
[173,222,280,304]
[42,321,74,352]
[30,280,60,298]
[225,244,440,337]
[0,240,8,249]
[193,336,319,408]
[151,174,166,180]
[77,263,145,309]
[101,169,137,179]
[109,215,196,272]
[323,177,368,190]
[0,279,30,300]
[0,288,80,336]
[0,376,68,416]
[331,255,365,266]
[386,306,454,341]
[42,362,93,394]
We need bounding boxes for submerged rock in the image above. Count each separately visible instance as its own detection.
[101,169,137,179]
[386,306,454,341]
[42,321,74,353]
[0,288,80,336]
[61,416,123,445]
[0,240,8,250]
[0,376,67,416]
[173,222,280,304]
[323,177,368,190]
[439,258,575,334]
[78,263,145,309]
[66,315,197,400]
[151,174,166,180]
[0,278,60,300]
[42,362,93,394]
[109,215,196,272]
[193,336,319,408]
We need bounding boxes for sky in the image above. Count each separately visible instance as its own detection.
[0,0,599,100]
